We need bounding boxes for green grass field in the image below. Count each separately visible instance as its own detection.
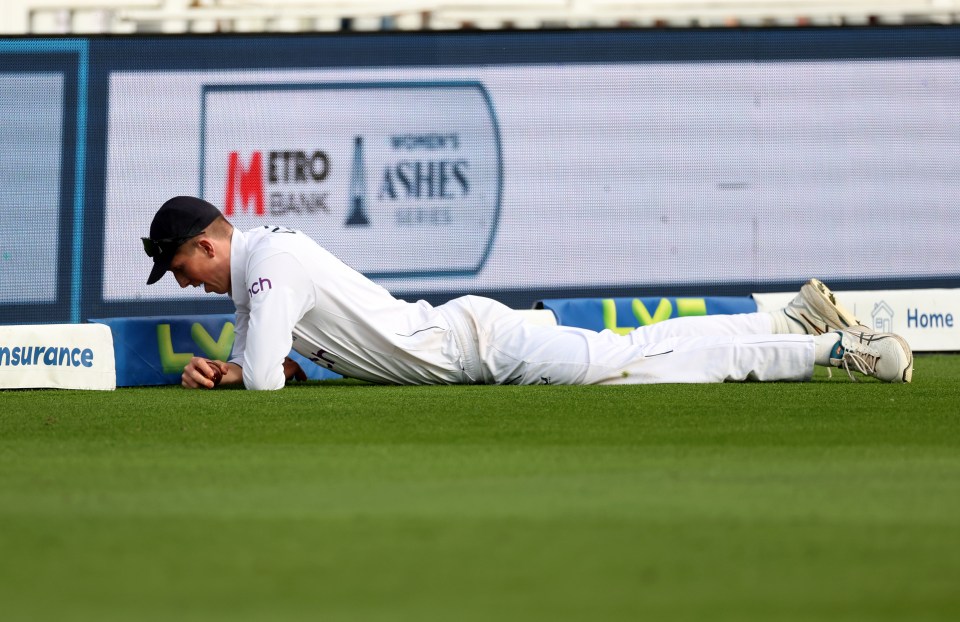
[2,356,959,622]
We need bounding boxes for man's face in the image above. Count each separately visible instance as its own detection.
[168,239,230,295]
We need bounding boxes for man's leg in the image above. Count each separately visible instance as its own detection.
[629,278,863,344]
[627,312,774,344]
[479,313,912,385]
[450,290,909,386]
[479,313,816,385]
[448,296,815,385]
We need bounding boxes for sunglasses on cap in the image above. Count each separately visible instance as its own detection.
[141,231,205,258]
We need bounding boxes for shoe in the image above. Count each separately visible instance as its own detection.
[785,279,863,335]
[829,327,913,383]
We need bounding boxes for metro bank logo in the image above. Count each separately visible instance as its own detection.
[225,151,263,216]
[200,81,502,278]
[224,150,331,217]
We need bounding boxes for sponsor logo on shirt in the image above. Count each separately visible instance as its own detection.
[248,277,272,297]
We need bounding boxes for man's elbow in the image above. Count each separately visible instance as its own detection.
[242,366,286,391]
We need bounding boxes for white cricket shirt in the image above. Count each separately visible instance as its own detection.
[228,226,463,390]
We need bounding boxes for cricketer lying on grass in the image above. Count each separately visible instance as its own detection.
[142,197,914,390]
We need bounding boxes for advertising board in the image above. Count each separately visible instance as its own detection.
[102,58,960,305]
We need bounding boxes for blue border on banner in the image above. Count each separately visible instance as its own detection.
[0,39,88,324]
[87,27,960,72]
[198,80,503,279]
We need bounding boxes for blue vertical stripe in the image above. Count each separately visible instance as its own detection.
[0,39,88,323]
[71,42,89,324]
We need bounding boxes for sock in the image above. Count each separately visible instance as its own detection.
[814,332,844,366]
[769,309,807,335]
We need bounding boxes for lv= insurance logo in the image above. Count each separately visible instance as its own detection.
[156,322,235,374]
[602,298,708,335]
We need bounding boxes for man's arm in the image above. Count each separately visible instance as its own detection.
[179,252,312,390]
[229,306,250,369]
[239,251,315,390]
[181,357,304,389]
[181,303,249,389]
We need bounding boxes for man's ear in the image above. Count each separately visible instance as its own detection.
[197,238,216,257]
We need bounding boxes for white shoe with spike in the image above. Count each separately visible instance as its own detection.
[785,279,863,335]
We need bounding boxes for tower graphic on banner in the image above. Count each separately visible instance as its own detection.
[346,136,370,226]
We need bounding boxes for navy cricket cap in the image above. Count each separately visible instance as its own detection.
[143,196,222,285]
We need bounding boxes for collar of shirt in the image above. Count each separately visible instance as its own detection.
[229,227,249,307]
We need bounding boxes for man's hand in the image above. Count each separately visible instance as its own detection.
[183,356,303,389]
[283,357,308,383]
[181,357,237,389]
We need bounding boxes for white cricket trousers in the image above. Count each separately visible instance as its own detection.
[439,296,815,385]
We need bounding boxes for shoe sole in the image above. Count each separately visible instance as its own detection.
[800,279,863,333]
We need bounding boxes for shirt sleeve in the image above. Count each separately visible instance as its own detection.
[239,251,316,390]
[228,304,249,367]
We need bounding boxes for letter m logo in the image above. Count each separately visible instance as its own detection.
[225,151,265,216]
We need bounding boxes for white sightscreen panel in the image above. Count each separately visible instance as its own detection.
[0,72,63,303]
[103,60,960,301]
